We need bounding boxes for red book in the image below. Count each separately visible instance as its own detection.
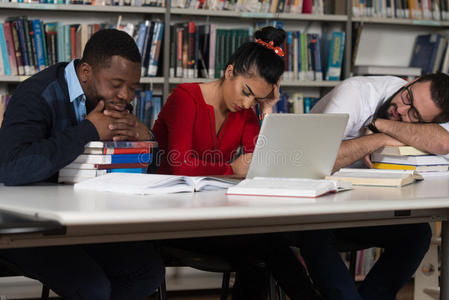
[84,147,152,155]
[94,163,149,169]
[302,0,313,14]
[70,25,77,60]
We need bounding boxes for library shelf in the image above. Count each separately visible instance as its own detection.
[0,2,166,13]
[352,16,449,27]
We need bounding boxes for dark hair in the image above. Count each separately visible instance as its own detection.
[80,29,141,69]
[416,72,449,122]
[225,26,286,85]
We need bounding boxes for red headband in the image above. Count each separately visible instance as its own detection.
[256,39,285,57]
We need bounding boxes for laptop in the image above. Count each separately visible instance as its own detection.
[246,113,349,179]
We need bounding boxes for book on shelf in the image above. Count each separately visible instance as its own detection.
[371,153,449,166]
[324,31,345,81]
[372,162,449,172]
[325,168,423,187]
[0,18,161,77]
[351,0,446,20]
[74,173,236,194]
[353,65,422,77]
[373,146,429,156]
[410,33,445,75]
[226,177,352,198]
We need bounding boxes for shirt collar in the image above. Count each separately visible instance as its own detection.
[64,59,85,103]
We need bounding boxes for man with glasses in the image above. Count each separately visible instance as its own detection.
[287,73,449,300]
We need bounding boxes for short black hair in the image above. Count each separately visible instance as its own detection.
[80,29,141,69]
[225,26,286,84]
[416,72,449,122]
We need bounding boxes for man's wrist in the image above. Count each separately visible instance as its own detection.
[366,119,380,134]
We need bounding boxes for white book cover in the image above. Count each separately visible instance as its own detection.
[371,153,449,166]
[227,177,351,198]
[74,173,236,195]
[60,168,107,177]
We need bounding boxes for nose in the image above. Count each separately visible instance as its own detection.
[397,102,410,117]
[117,85,129,101]
[243,96,256,109]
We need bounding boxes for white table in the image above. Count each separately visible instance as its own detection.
[0,177,449,298]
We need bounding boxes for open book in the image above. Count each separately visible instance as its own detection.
[74,173,236,195]
[325,168,423,187]
[226,177,352,198]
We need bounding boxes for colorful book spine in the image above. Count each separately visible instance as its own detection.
[3,23,17,76]
[32,19,46,72]
[0,25,11,75]
[325,31,345,81]
[10,20,25,75]
[148,22,164,77]
[13,18,31,75]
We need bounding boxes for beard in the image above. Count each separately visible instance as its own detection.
[374,87,402,121]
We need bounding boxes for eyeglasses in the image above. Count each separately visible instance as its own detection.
[400,82,423,123]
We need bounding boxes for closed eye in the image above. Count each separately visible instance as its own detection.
[242,90,251,97]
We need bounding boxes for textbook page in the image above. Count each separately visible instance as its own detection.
[74,173,236,195]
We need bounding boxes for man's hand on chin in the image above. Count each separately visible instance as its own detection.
[103,109,151,141]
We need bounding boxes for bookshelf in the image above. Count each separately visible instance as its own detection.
[3,0,448,101]
[0,0,351,101]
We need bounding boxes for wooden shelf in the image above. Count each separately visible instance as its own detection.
[0,3,166,13]
[352,16,449,27]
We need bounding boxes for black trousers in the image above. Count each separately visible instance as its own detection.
[163,233,321,300]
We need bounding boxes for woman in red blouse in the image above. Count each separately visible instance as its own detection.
[154,27,322,300]
[153,27,282,177]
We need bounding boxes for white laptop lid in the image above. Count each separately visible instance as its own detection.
[247,113,349,179]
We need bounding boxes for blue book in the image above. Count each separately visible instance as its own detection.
[148,22,164,77]
[73,153,152,164]
[311,33,323,81]
[151,96,162,128]
[286,31,293,79]
[0,25,11,75]
[32,19,46,72]
[136,21,149,56]
[13,18,31,75]
[325,31,345,81]
[143,90,153,128]
[410,34,442,75]
[304,97,311,113]
[108,168,147,173]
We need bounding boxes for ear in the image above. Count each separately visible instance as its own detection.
[225,64,234,80]
[78,62,93,84]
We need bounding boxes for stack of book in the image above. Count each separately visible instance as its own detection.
[58,141,158,183]
[371,146,449,172]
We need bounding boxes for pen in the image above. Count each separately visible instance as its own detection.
[255,103,263,126]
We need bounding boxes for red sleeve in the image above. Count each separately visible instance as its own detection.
[241,109,260,153]
[163,87,233,176]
